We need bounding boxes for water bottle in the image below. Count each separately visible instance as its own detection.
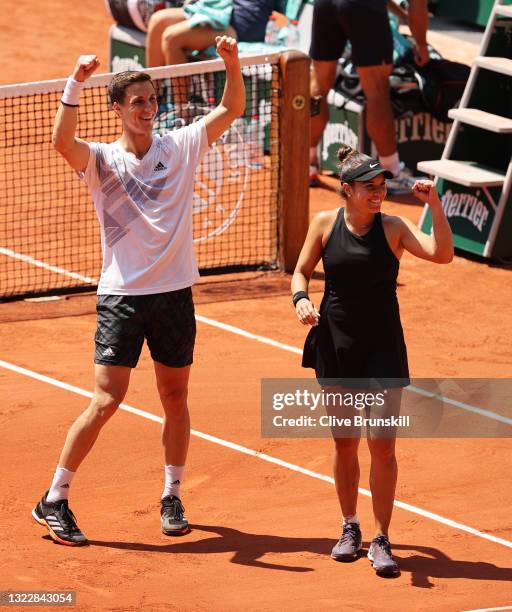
[287,20,301,49]
[265,15,279,45]
[224,117,247,172]
[247,115,264,170]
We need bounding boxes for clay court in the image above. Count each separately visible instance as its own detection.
[1,2,511,611]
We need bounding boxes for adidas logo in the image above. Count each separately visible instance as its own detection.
[154,161,167,172]
[102,347,115,357]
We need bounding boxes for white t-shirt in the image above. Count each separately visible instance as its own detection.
[82,119,209,295]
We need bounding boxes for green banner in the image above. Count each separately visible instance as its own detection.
[420,180,499,256]
[320,93,362,174]
[111,38,145,72]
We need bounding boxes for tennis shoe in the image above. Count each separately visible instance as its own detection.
[386,163,419,196]
[368,535,399,575]
[161,495,189,536]
[309,164,321,187]
[331,522,362,561]
[32,491,88,546]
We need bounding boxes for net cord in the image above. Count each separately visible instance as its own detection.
[0,52,281,99]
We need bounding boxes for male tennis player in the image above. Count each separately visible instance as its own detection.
[32,37,245,545]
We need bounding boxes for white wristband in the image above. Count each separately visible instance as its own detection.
[62,77,84,106]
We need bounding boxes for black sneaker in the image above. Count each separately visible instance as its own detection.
[367,535,399,575]
[331,522,362,561]
[160,495,189,536]
[32,492,88,546]
[309,164,321,187]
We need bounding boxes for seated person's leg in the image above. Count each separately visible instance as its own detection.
[161,21,236,65]
[147,8,187,67]
[162,22,236,116]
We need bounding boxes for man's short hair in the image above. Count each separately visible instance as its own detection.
[108,71,155,105]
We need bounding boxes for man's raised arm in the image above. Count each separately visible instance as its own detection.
[52,55,100,172]
[204,37,246,146]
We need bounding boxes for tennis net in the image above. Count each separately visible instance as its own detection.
[0,51,308,301]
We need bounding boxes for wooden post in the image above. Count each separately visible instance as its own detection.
[278,50,310,273]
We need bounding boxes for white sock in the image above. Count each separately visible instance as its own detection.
[379,152,401,177]
[343,514,359,525]
[162,465,185,500]
[47,466,75,503]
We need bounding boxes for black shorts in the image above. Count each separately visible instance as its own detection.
[94,288,196,368]
[310,0,393,67]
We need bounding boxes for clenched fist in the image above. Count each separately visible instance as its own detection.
[72,55,100,83]
[412,179,441,207]
[215,36,239,65]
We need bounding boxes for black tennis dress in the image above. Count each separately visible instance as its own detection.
[302,208,409,388]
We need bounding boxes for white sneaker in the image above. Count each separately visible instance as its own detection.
[386,163,418,196]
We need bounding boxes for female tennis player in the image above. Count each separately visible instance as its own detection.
[32,36,244,546]
[291,145,453,575]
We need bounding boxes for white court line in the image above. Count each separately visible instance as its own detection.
[1,357,512,550]
[196,314,303,355]
[0,247,97,284]
[463,607,512,612]
[196,314,512,427]
[3,251,509,426]
[409,385,512,426]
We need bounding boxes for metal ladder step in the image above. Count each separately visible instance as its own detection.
[448,108,512,133]
[496,4,512,18]
[474,56,512,76]
[417,160,506,187]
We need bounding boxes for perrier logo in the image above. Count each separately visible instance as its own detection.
[441,189,490,232]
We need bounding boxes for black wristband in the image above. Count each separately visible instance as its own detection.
[60,100,79,107]
[292,291,310,307]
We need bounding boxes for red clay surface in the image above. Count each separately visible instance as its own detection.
[1,2,512,611]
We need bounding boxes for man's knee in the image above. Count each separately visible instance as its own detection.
[311,79,331,98]
[362,81,391,103]
[311,61,337,96]
[89,392,120,422]
[159,386,188,414]
[358,66,392,100]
